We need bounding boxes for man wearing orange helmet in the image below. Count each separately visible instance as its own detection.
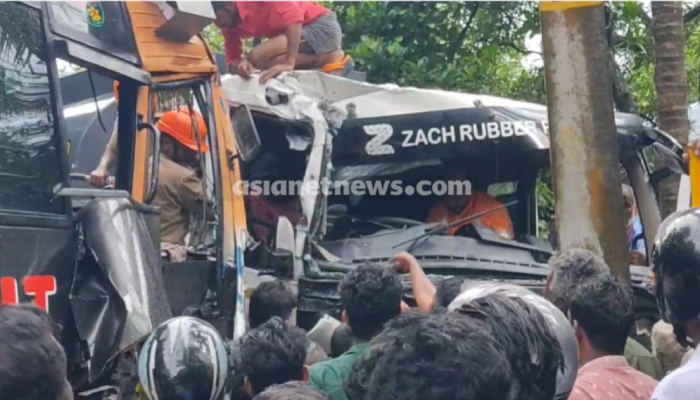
[89,81,120,187]
[155,108,215,261]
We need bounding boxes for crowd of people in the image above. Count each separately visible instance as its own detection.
[4,204,700,400]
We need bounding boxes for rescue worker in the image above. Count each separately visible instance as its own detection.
[154,109,215,261]
[89,81,120,187]
[426,168,514,239]
[137,316,229,400]
[650,207,700,399]
[212,1,354,84]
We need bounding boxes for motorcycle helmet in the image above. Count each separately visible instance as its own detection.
[138,316,228,400]
[651,208,700,347]
[448,282,578,400]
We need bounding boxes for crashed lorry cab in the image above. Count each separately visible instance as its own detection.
[221,71,687,345]
[0,1,246,396]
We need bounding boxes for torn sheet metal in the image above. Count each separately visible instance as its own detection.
[74,198,172,381]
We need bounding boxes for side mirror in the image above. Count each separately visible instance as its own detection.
[651,142,688,176]
[231,104,262,163]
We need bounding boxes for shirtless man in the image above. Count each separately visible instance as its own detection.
[212,1,353,83]
[426,169,514,240]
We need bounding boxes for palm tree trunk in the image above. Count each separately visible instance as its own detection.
[652,2,690,218]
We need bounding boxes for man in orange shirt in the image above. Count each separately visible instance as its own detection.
[212,1,353,84]
[426,170,514,240]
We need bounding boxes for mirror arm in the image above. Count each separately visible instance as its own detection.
[139,122,161,204]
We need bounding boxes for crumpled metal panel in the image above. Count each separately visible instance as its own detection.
[72,198,171,381]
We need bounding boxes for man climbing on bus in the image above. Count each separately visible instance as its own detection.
[212,1,353,84]
[154,109,215,261]
[426,167,514,240]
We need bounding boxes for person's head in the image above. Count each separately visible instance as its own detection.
[305,340,329,366]
[253,381,329,400]
[345,312,513,400]
[622,184,635,226]
[651,208,700,346]
[157,108,209,165]
[0,304,70,400]
[240,317,309,396]
[249,280,296,329]
[330,323,354,357]
[545,248,610,312]
[138,317,229,400]
[453,294,562,400]
[339,264,403,341]
[433,277,465,311]
[442,166,471,214]
[212,2,241,29]
[569,274,634,363]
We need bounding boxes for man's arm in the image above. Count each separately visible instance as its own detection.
[271,2,305,66]
[258,3,305,83]
[392,252,436,313]
[89,122,118,187]
[179,173,216,221]
[223,27,244,73]
[282,22,302,67]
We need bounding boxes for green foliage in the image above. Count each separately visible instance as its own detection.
[329,1,544,102]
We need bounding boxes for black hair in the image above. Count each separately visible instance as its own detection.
[249,280,296,329]
[339,264,403,340]
[226,340,251,400]
[434,277,465,310]
[253,381,329,400]
[569,274,634,355]
[330,324,353,357]
[547,248,610,312]
[0,305,68,400]
[345,312,513,400]
[240,317,308,396]
[454,294,562,400]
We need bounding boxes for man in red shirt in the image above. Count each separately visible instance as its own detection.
[212,2,352,83]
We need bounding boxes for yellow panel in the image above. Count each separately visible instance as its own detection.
[211,79,247,265]
[540,1,603,12]
[126,2,217,75]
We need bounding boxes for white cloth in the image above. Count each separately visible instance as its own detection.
[652,346,700,400]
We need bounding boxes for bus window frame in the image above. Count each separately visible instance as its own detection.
[44,1,141,66]
[0,1,72,228]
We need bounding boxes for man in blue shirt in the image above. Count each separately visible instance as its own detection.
[622,184,646,266]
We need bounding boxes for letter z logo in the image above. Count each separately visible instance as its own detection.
[363,124,394,156]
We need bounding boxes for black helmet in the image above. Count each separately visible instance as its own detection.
[652,208,700,341]
[448,282,578,400]
[138,316,229,400]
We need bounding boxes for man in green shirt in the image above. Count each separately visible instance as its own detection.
[309,265,404,400]
[545,248,664,380]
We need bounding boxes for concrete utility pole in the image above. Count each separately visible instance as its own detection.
[540,1,629,280]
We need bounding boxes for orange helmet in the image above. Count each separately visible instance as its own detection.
[157,109,209,153]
